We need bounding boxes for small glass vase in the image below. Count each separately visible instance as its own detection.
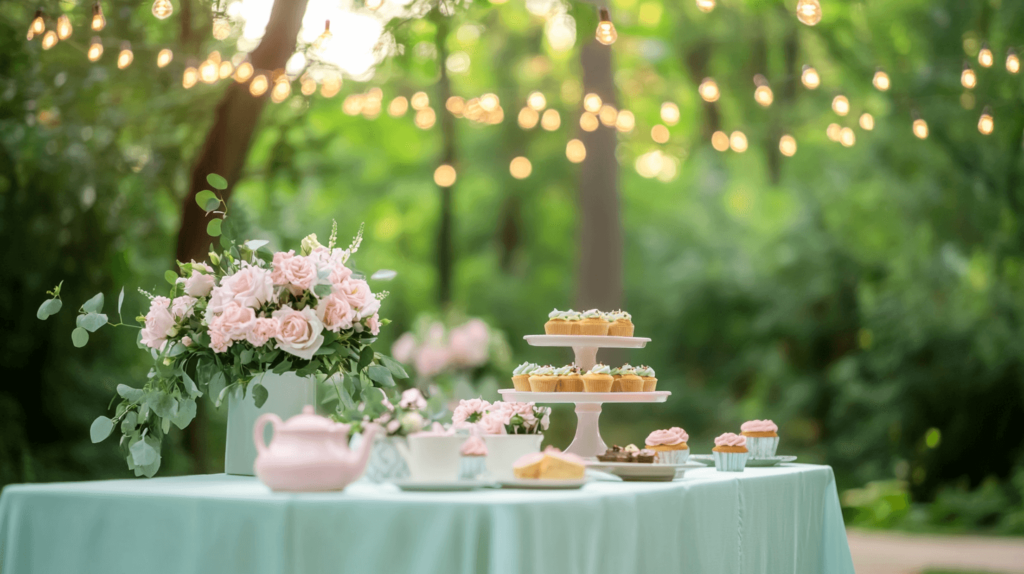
[359,434,410,483]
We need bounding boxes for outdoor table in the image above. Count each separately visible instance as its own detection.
[0,463,855,574]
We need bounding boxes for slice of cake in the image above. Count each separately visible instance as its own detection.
[512,446,586,480]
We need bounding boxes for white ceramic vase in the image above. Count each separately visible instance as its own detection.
[224,371,316,476]
[483,434,544,480]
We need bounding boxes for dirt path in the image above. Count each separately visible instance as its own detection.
[848,529,1024,574]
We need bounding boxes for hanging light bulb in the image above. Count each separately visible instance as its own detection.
[87,37,103,61]
[541,109,561,130]
[651,124,670,143]
[795,0,821,26]
[978,42,993,68]
[583,93,602,113]
[699,78,720,102]
[579,112,599,132]
[859,112,874,131]
[832,95,850,116]
[117,42,134,69]
[510,157,532,179]
[389,96,409,116]
[433,165,456,187]
[155,49,173,68]
[249,74,269,97]
[183,64,199,88]
[1007,49,1020,74]
[212,17,230,40]
[872,69,890,91]
[199,59,218,83]
[365,0,384,10]
[779,135,797,157]
[234,61,254,82]
[29,9,45,38]
[91,2,105,31]
[839,127,856,147]
[696,0,715,13]
[271,76,291,103]
[300,74,317,96]
[978,106,993,135]
[527,91,546,111]
[826,123,841,142]
[961,62,977,89]
[219,60,234,79]
[152,0,173,19]
[595,8,617,46]
[56,14,72,40]
[661,102,680,125]
[615,110,635,132]
[711,131,730,151]
[566,139,587,163]
[729,131,748,153]
[313,20,332,53]
[801,65,820,89]
[753,74,773,107]
[41,31,58,50]
[913,118,928,139]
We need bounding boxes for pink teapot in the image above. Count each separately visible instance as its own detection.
[253,406,378,492]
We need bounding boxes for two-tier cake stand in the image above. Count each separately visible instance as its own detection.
[499,334,670,457]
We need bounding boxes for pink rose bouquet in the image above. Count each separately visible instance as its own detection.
[38,177,407,477]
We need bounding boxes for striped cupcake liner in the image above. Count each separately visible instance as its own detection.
[745,436,779,459]
[654,448,690,464]
[713,451,748,472]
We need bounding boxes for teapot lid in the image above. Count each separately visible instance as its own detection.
[279,406,340,433]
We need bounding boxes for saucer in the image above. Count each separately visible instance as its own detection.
[690,454,797,467]
[586,461,705,481]
[496,478,588,490]
[391,479,492,492]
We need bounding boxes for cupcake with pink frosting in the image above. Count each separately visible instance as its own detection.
[458,436,488,480]
[712,432,748,472]
[740,419,779,459]
[644,427,690,464]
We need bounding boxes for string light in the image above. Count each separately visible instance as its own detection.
[832,95,850,116]
[156,48,173,68]
[91,2,105,31]
[978,42,993,68]
[234,61,254,82]
[152,0,173,19]
[826,123,841,142]
[29,9,45,38]
[389,96,409,117]
[651,125,670,143]
[541,109,561,130]
[249,74,269,97]
[978,106,993,135]
[859,112,874,131]
[699,78,720,102]
[913,118,928,139]
[300,74,316,96]
[434,165,456,187]
[595,8,617,45]
[182,64,198,88]
[872,69,890,91]
[87,37,103,61]
[415,108,436,129]
[729,131,748,152]
[961,62,977,89]
[579,112,599,132]
[199,59,218,84]
[411,92,429,110]
[1007,49,1020,74]
[320,74,341,98]
[510,156,532,179]
[219,60,234,79]
[41,31,58,50]
[212,17,230,40]
[583,93,602,113]
[599,104,618,126]
[566,139,586,163]
[779,135,797,156]
[661,102,680,125]
[56,14,72,40]
[615,110,635,132]
[839,127,855,147]
[753,74,773,107]
[271,77,291,103]
[480,93,499,112]
[696,0,715,13]
[117,42,134,69]
[313,20,332,53]
[796,0,822,26]
[366,0,384,10]
[711,131,729,151]
[518,107,539,129]
[801,65,820,89]
[527,91,546,110]
[445,96,465,116]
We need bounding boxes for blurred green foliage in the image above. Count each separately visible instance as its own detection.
[2,0,1024,534]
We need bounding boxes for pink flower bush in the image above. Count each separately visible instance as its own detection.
[448,319,489,367]
[272,305,324,360]
[399,388,428,410]
[391,333,417,364]
[388,317,502,381]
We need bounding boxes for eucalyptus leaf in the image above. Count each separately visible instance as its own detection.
[195,190,218,211]
[117,384,145,403]
[207,219,222,237]
[207,371,226,405]
[272,359,293,375]
[251,383,269,408]
[296,360,321,378]
[182,371,201,397]
[172,398,196,429]
[381,355,410,380]
[130,436,157,466]
[206,173,228,190]
[244,239,269,250]
[240,349,253,365]
[90,416,113,443]
[77,312,108,333]
[367,365,395,387]
[313,284,332,298]
[166,342,187,357]
[36,298,62,320]
[82,292,104,313]
[357,346,374,371]
[121,411,138,433]
[164,270,178,285]
[117,287,125,315]
[71,327,89,347]
[145,391,178,419]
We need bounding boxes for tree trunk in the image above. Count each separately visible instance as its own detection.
[433,9,455,307]
[575,41,623,312]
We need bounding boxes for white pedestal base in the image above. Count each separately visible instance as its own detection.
[565,403,606,457]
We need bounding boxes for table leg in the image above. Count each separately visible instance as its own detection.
[564,402,606,457]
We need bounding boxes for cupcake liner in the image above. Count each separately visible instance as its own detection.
[641,377,658,392]
[559,376,584,392]
[745,436,779,459]
[545,320,573,335]
[459,456,486,480]
[713,451,748,472]
[654,448,690,464]
[511,375,531,392]
[529,376,559,392]
[579,320,610,336]
[618,377,643,392]
[608,321,634,337]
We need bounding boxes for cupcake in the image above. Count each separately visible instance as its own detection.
[617,364,644,392]
[556,364,585,392]
[528,365,559,392]
[609,365,623,392]
[511,362,539,392]
[712,433,748,472]
[544,309,573,335]
[582,363,614,392]
[605,310,635,337]
[740,419,779,459]
[579,309,610,336]
[635,365,657,392]
[645,427,690,464]
[458,436,487,480]
[564,310,582,334]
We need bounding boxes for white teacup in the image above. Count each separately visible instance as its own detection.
[401,435,467,482]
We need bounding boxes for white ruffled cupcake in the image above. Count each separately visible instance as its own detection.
[712,433,748,472]
[458,436,487,480]
[740,419,779,459]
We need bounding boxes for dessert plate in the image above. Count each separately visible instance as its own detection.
[391,479,493,492]
[690,455,797,467]
[524,335,651,349]
[496,478,588,490]
[586,461,704,481]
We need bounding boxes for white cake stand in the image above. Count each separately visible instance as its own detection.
[499,335,670,457]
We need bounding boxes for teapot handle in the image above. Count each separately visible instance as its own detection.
[253,413,282,457]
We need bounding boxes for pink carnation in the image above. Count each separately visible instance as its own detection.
[315,292,356,332]
[171,295,197,320]
[452,398,491,425]
[477,412,506,435]
[271,250,318,296]
[140,297,175,350]
[209,327,231,353]
[399,388,428,411]
[246,317,279,347]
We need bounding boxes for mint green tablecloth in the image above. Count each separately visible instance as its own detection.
[0,464,854,574]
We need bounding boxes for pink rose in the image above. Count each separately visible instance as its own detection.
[211,302,257,342]
[477,413,506,435]
[508,402,537,424]
[365,313,381,336]
[338,279,375,313]
[272,305,325,360]
[140,297,175,350]
[246,317,279,347]
[414,343,449,378]
[271,250,318,295]
[209,327,231,353]
[399,388,428,411]
[448,319,489,367]
[452,398,490,425]
[309,247,354,283]
[391,332,416,363]
[171,295,197,320]
[316,292,356,332]
[219,264,274,309]
[182,261,215,297]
